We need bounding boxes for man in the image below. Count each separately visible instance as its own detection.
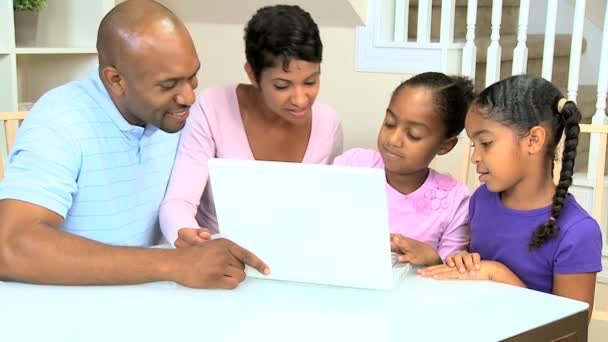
[0,0,268,289]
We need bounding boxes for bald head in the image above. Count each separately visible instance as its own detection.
[97,0,191,70]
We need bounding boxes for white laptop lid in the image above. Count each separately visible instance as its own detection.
[208,158,395,290]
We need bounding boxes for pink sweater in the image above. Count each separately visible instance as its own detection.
[160,84,343,245]
[333,148,470,260]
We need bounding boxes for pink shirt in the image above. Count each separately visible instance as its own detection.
[160,84,343,245]
[333,148,470,260]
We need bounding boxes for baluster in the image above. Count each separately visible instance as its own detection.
[461,0,478,79]
[394,0,408,42]
[567,0,587,102]
[417,0,432,44]
[439,0,456,72]
[542,0,559,81]
[587,1,608,180]
[485,0,502,87]
[512,0,530,75]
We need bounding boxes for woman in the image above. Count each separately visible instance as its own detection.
[160,5,343,247]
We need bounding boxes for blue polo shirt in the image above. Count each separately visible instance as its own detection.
[0,69,179,246]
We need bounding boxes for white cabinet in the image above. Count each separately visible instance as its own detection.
[0,0,114,112]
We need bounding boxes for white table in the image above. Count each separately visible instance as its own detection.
[0,267,588,342]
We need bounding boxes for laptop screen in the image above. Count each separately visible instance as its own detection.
[208,158,395,290]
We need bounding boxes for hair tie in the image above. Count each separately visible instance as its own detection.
[557,98,568,113]
[548,216,557,223]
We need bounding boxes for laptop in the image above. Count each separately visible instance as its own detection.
[208,158,410,290]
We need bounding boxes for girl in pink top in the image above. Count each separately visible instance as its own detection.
[160,5,343,246]
[334,72,474,265]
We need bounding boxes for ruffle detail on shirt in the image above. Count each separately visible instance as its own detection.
[412,173,458,215]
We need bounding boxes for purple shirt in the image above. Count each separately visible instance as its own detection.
[333,148,470,260]
[470,185,603,293]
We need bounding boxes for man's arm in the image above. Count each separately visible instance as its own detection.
[0,199,269,288]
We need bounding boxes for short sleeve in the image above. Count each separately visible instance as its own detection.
[436,184,471,260]
[332,148,382,168]
[468,187,479,223]
[332,149,358,166]
[329,121,344,163]
[0,125,81,217]
[554,217,603,274]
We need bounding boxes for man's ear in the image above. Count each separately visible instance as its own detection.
[527,126,548,155]
[244,63,259,88]
[437,136,458,156]
[100,66,127,96]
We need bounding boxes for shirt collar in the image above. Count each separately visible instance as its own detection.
[85,66,145,140]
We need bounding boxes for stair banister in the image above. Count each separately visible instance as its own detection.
[542,0,559,81]
[416,0,432,44]
[512,0,530,75]
[440,0,456,73]
[567,0,587,102]
[485,0,502,87]
[394,0,408,42]
[587,1,608,181]
[461,0,478,79]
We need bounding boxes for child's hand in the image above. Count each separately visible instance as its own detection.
[417,261,494,281]
[390,234,442,266]
[174,227,212,248]
[445,251,481,273]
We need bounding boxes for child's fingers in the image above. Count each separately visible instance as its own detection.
[463,255,476,272]
[453,256,467,273]
[390,235,410,253]
[397,253,411,263]
[417,264,451,277]
[431,268,461,280]
[472,253,481,270]
[446,256,455,267]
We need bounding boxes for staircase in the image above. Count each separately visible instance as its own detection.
[409,0,606,173]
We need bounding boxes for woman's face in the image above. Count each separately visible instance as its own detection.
[253,59,321,125]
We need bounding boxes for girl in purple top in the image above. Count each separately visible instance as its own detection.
[420,75,602,319]
[334,72,475,266]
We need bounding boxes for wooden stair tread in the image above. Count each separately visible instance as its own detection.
[473,34,583,63]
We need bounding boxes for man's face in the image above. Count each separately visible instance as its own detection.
[117,26,200,133]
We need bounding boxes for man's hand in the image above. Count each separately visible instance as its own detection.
[390,234,442,266]
[170,238,270,289]
[174,227,212,248]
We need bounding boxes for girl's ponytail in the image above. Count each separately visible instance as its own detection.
[529,100,581,249]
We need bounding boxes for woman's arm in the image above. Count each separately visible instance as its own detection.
[159,96,216,246]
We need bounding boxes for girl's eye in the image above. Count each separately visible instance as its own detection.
[383,121,395,128]
[481,141,493,148]
[407,133,422,141]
